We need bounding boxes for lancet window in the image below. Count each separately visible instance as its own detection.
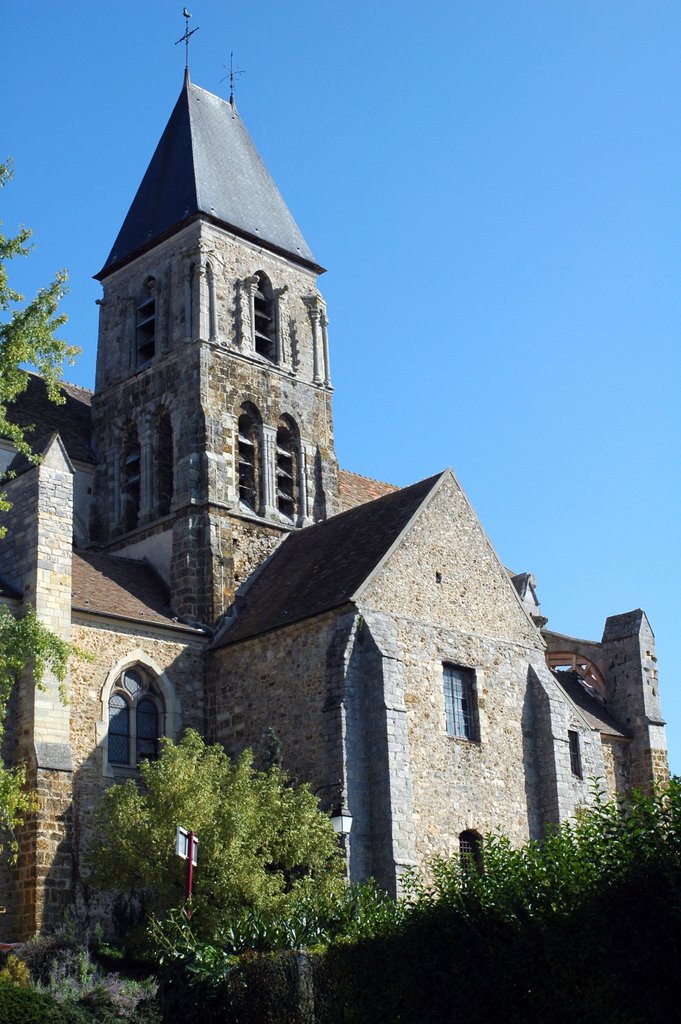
[276,415,299,521]
[253,272,276,361]
[237,403,262,513]
[107,666,164,768]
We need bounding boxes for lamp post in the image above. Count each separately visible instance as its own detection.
[175,825,199,919]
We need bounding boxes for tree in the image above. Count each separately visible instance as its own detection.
[0,159,78,856]
[88,730,345,938]
[0,158,78,534]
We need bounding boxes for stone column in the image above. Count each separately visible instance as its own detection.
[238,275,259,354]
[107,445,121,531]
[261,424,278,518]
[299,443,313,526]
[274,286,289,368]
[321,310,332,387]
[224,412,239,506]
[207,263,218,343]
[138,415,155,522]
[182,257,196,343]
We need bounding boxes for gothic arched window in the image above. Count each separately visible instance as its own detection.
[122,427,141,532]
[155,411,173,517]
[276,415,300,521]
[237,403,262,513]
[253,272,276,362]
[107,666,164,768]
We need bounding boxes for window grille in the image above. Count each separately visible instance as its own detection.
[459,830,483,872]
[443,665,477,740]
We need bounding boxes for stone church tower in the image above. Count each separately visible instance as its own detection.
[90,71,340,624]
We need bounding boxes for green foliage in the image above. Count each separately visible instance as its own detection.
[0,159,77,515]
[0,159,79,857]
[89,730,344,939]
[0,605,73,858]
[159,781,681,1024]
[0,981,66,1024]
[0,953,31,988]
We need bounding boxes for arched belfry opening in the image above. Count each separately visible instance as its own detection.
[136,277,156,365]
[253,272,276,361]
[276,415,300,521]
[237,403,263,513]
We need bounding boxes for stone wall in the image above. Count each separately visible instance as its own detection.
[67,616,207,927]
[91,217,340,624]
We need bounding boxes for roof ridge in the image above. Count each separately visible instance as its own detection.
[340,468,398,489]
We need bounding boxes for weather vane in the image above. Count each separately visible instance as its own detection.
[221,51,245,106]
[175,8,199,71]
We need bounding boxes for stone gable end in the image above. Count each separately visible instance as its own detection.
[359,472,541,647]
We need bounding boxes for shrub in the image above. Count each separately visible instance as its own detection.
[0,952,31,987]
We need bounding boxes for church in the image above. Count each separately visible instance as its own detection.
[0,70,668,940]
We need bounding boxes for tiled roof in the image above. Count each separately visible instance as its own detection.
[3,374,94,465]
[99,76,319,277]
[72,550,198,632]
[552,670,630,738]
[338,469,398,512]
[214,472,443,648]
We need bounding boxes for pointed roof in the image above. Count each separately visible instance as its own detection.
[98,75,321,278]
[213,472,444,648]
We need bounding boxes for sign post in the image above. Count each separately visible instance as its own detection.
[175,825,199,919]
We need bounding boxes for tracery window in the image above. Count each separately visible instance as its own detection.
[107,666,163,768]
[237,403,262,513]
[253,272,276,361]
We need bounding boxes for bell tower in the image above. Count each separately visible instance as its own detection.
[90,72,340,624]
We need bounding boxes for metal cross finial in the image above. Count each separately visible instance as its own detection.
[222,51,245,107]
[175,8,199,71]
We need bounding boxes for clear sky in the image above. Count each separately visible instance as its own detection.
[4,2,680,772]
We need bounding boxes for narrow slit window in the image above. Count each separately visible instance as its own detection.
[568,730,583,778]
[459,830,483,873]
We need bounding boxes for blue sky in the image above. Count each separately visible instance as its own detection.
[4,2,680,773]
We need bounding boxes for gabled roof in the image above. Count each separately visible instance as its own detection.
[2,374,94,466]
[72,550,200,633]
[552,670,630,738]
[213,472,444,648]
[338,469,398,512]
[99,74,320,277]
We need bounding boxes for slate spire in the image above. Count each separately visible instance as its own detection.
[98,76,320,278]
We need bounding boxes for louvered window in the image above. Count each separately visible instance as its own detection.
[253,273,276,361]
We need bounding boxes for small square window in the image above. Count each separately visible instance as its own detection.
[443,665,478,741]
[568,730,582,778]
